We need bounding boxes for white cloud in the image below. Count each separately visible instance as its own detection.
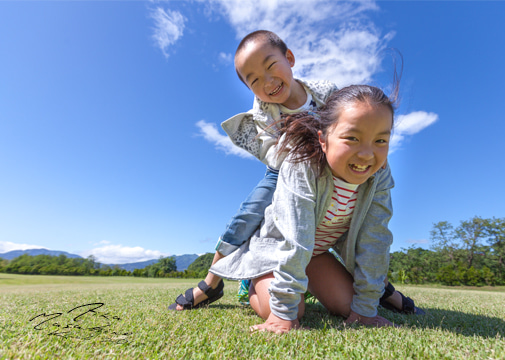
[0,241,47,253]
[150,7,186,58]
[218,52,233,65]
[406,238,430,245]
[390,111,438,152]
[151,1,436,157]
[202,0,389,85]
[81,244,170,264]
[195,120,254,159]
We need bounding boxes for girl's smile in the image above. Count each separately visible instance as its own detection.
[319,102,392,184]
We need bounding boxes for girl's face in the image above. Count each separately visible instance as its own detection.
[318,102,392,184]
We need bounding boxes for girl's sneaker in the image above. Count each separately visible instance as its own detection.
[237,279,251,305]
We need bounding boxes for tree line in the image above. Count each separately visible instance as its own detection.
[389,216,504,286]
[0,252,214,279]
[2,216,503,286]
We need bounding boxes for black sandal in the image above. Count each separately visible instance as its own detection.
[168,280,224,310]
[379,282,425,315]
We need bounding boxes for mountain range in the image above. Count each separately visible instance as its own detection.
[0,248,199,271]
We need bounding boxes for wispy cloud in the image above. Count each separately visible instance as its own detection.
[151,1,438,157]
[0,241,47,253]
[203,0,389,85]
[218,52,233,65]
[81,244,170,264]
[195,120,254,158]
[390,111,439,152]
[406,238,430,245]
[150,7,186,58]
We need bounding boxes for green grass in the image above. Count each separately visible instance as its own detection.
[1,274,504,359]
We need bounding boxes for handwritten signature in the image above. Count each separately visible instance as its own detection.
[29,303,131,343]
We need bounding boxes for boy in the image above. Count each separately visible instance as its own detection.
[169,30,422,316]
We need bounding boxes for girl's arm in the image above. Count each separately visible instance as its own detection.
[267,160,319,321]
[351,165,395,318]
[250,313,301,334]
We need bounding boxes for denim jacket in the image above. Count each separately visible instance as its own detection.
[210,159,394,320]
[221,79,338,170]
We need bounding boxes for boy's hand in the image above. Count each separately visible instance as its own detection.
[250,313,300,334]
[344,310,396,328]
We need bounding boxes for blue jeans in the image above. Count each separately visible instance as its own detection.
[215,167,279,256]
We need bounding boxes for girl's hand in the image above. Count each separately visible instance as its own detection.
[344,310,396,328]
[250,313,300,334]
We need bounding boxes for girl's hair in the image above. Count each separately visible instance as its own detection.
[277,83,400,177]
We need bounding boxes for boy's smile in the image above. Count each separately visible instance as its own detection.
[235,40,306,109]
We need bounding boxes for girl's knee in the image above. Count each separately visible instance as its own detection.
[249,274,275,320]
[298,294,305,320]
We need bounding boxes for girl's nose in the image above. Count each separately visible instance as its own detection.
[357,145,374,160]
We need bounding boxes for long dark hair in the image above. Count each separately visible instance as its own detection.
[276,84,400,177]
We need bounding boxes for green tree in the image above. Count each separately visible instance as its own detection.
[485,217,505,282]
[158,256,177,273]
[430,221,459,264]
[456,216,487,268]
[187,253,214,277]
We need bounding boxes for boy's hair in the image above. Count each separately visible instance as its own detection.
[277,84,399,177]
[234,30,288,85]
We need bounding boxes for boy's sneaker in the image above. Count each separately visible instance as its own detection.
[237,279,251,305]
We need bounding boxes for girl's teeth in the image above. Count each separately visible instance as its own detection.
[351,164,369,171]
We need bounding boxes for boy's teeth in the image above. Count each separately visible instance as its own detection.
[270,84,282,95]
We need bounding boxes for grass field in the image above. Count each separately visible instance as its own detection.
[1,274,504,359]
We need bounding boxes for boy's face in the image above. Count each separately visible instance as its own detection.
[235,39,296,106]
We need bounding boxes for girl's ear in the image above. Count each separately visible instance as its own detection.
[285,49,295,67]
[318,130,327,154]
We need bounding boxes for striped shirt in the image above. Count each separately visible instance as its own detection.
[313,176,359,256]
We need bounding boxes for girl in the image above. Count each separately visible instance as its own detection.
[210,84,401,333]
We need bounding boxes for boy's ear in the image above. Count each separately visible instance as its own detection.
[285,49,295,67]
[318,130,327,154]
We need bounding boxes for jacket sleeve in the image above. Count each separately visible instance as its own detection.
[351,165,395,317]
[221,111,281,168]
[268,160,318,320]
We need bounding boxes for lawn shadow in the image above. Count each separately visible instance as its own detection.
[300,303,505,338]
[386,307,505,338]
[211,304,243,310]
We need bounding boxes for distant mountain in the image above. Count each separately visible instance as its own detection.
[0,249,200,272]
[0,248,83,260]
[109,254,199,272]
[108,259,158,272]
[174,254,200,271]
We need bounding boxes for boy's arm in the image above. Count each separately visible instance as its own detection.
[350,165,394,318]
[221,111,282,169]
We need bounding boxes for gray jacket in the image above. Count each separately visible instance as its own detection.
[210,159,394,320]
[221,79,338,169]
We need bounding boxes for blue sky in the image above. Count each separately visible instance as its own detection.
[1,1,504,264]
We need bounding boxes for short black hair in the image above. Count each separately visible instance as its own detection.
[235,30,288,85]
